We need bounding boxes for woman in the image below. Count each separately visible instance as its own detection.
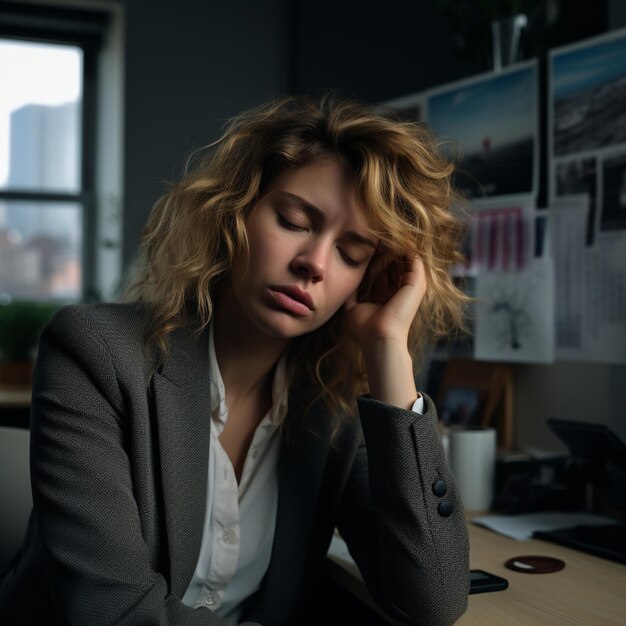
[0,94,470,625]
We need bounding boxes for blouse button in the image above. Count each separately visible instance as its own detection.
[204,591,219,608]
[223,528,236,544]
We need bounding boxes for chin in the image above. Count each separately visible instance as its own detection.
[253,308,325,340]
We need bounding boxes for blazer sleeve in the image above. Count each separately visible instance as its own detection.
[28,307,259,626]
[334,394,469,626]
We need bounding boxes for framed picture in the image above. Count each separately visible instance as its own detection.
[438,386,487,428]
[436,358,513,448]
[425,61,538,201]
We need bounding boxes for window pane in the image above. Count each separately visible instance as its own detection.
[0,39,83,193]
[0,200,82,300]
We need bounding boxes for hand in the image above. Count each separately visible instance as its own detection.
[344,253,427,351]
[344,253,426,409]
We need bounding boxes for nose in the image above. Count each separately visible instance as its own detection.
[291,243,327,283]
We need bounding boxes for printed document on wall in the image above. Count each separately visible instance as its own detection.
[474,256,555,364]
[551,195,626,364]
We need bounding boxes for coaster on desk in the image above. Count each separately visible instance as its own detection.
[505,555,565,573]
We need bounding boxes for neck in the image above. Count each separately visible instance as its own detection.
[213,290,288,404]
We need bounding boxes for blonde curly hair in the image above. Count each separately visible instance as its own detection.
[125,93,467,425]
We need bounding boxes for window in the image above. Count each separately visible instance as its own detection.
[0,3,111,302]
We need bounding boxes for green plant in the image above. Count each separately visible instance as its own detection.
[0,300,58,361]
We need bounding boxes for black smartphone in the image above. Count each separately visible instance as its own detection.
[469,569,509,594]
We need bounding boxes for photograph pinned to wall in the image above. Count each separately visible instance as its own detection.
[425,61,538,200]
[549,27,626,240]
[464,196,535,275]
[474,256,555,364]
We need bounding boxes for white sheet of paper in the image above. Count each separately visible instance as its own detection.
[551,195,588,359]
[552,194,626,364]
[472,511,618,541]
[583,239,626,363]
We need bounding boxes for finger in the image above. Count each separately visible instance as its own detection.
[401,256,427,303]
[402,256,425,285]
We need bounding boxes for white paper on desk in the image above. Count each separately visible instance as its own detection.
[472,511,617,541]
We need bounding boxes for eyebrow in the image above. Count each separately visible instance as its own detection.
[275,191,377,249]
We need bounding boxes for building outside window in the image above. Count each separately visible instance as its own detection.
[0,38,84,301]
[0,2,120,304]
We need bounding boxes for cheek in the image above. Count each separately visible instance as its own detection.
[244,221,284,269]
[328,269,366,307]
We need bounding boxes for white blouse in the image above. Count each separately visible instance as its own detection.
[181,321,289,620]
[181,321,424,620]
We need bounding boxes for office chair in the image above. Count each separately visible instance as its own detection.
[0,426,32,571]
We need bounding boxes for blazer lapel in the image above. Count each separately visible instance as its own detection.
[152,324,211,597]
[249,398,331,625]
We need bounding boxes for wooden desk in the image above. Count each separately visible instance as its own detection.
[327,522,626,625]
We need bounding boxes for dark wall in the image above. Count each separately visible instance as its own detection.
[119,0,616,267]
[121,0,289,267]
[290,0,481,102]
[291,0,609,102]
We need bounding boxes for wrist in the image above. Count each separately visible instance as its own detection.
[360,337,411,366]
[362,341,417,410]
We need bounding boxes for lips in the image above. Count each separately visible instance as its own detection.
[271,285,314,310]
[267,285,315,316]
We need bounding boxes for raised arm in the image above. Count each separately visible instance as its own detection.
[345,254,426,409]
[340,255,469,625]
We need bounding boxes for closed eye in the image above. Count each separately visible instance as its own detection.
[338,248,361,268]
[277,213,308,232]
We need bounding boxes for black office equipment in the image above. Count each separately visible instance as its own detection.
[533,419,626,564]
[534,522,626,565]
[546,419,626,470]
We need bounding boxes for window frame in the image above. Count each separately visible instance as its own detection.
[0,3,109,302]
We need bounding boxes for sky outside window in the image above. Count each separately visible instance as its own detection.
[0,39,82,192]
[0,39,84,300]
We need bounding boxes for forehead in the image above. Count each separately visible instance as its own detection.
[265,160,371,231]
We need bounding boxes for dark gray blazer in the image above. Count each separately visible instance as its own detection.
[0,304,469,625]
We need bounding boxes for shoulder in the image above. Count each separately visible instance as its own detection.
[33,303,163,404]
[48,302,147,343]
[50,301,146,328]
[43,302,153,372]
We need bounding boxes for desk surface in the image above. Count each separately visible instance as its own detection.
[327,521,626,626]
[0,386,31,429]
[0,385,31,408]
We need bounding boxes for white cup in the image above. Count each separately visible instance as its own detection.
[448,427,496,512]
